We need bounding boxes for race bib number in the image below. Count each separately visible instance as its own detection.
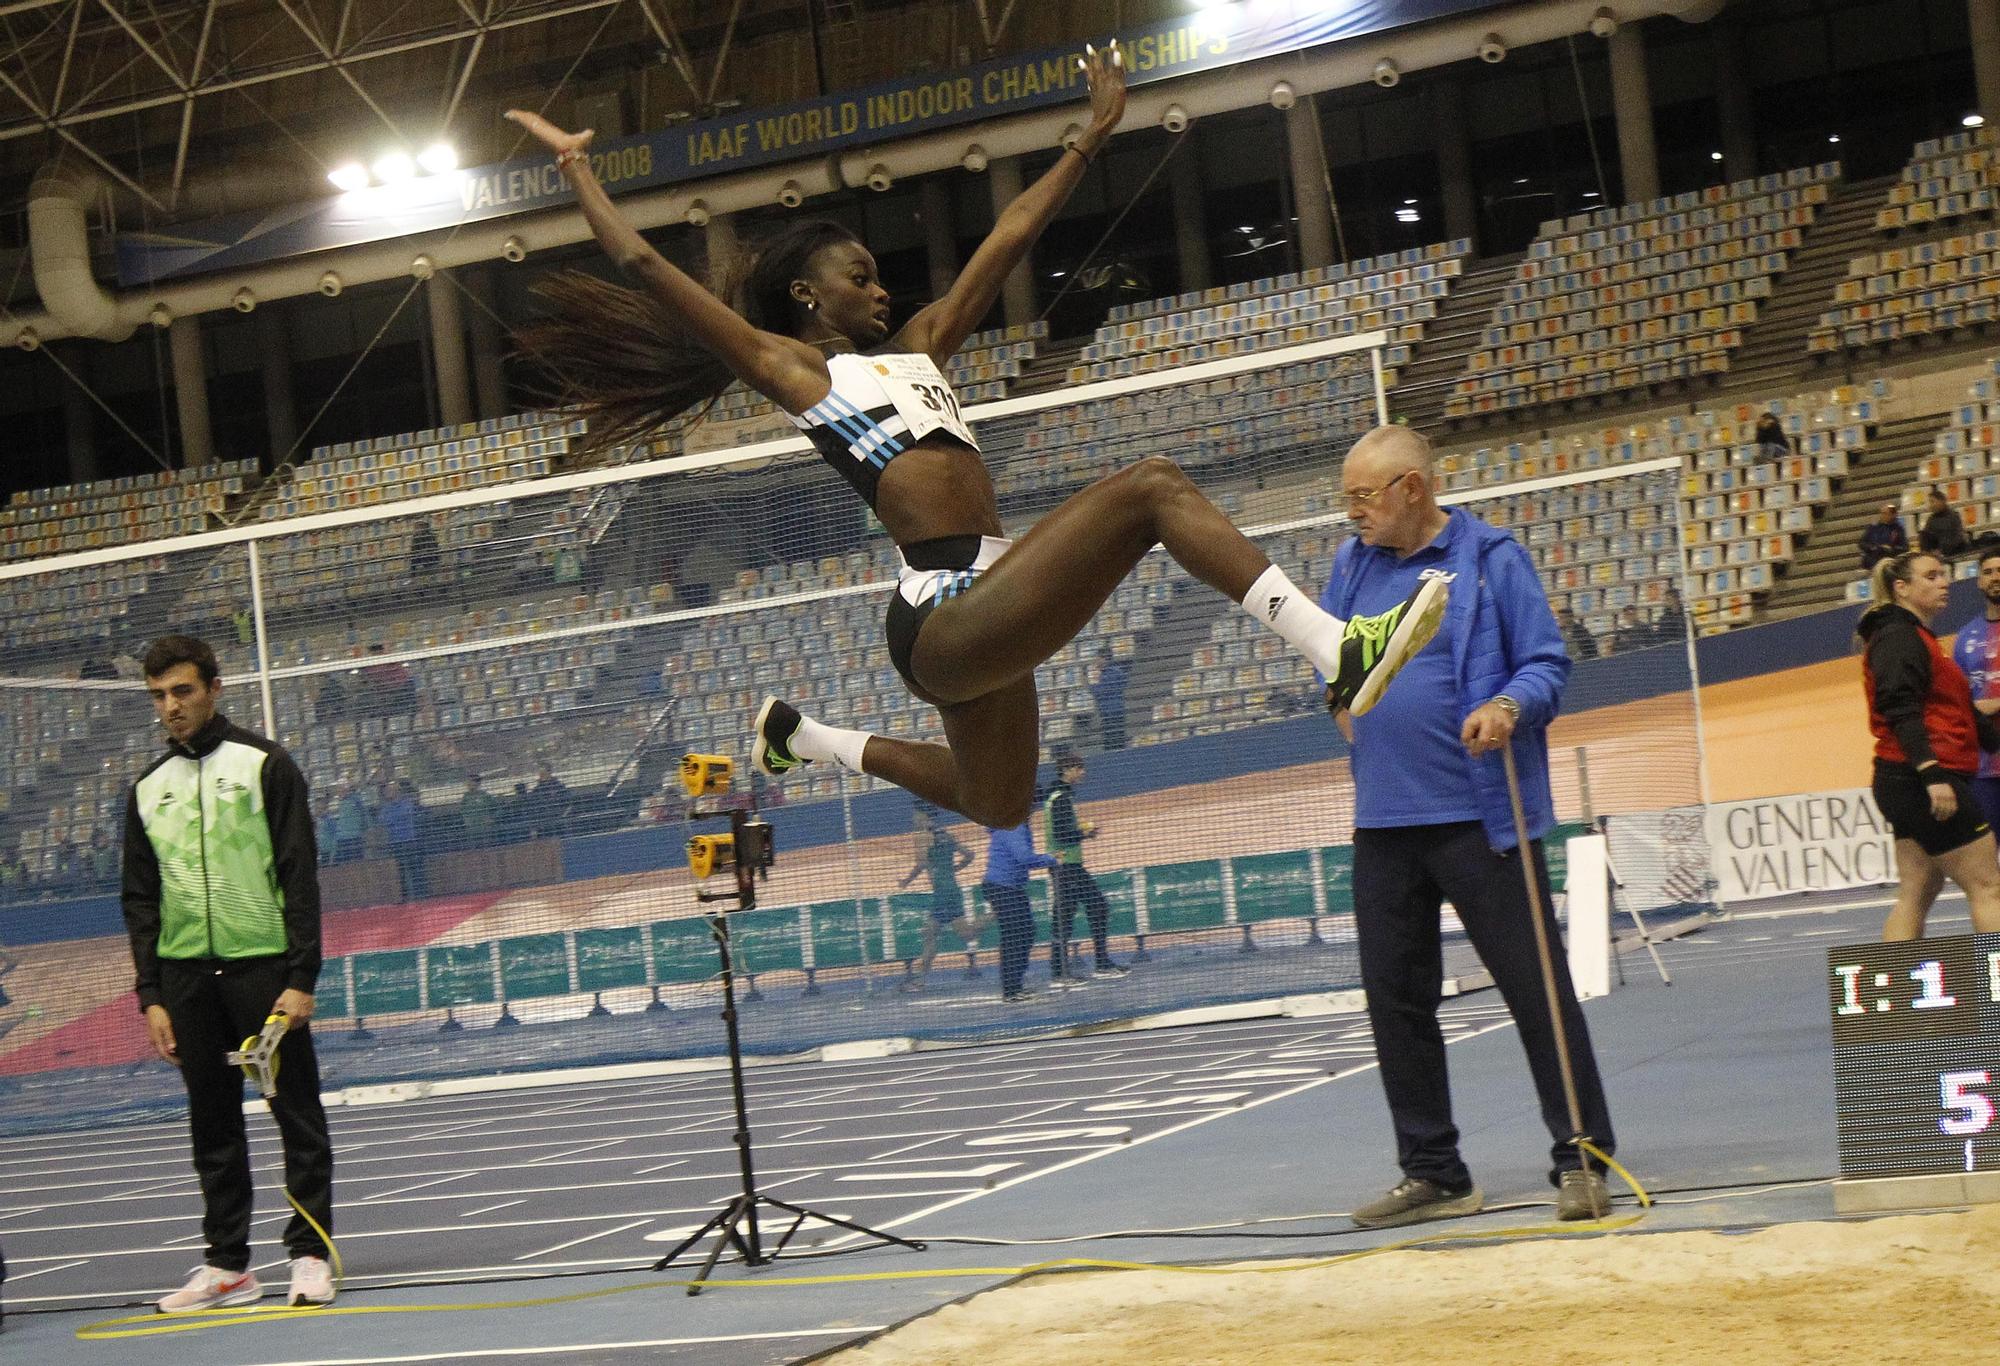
[869,354,978,450]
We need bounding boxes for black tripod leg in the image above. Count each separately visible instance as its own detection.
[650,1199,738,1273]
[758,1196,928,1253]
[684,1197,753,1296]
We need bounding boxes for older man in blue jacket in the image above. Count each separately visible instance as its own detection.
[1320,425,1614,1229]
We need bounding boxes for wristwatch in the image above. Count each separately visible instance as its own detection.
[1490,695,1521,722]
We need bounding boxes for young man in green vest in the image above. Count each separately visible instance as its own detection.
[1043,750,1127,984]
[122,635,337,1313]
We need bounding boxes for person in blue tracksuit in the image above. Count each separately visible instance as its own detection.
[980,819,1058,1003]
[1950,545,2000,836]
[1320,425,1615,1230]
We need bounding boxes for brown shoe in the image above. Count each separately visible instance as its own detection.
[1350,1177,1484,1230]
[1556,1169,1610,1221]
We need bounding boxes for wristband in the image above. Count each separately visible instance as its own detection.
[556,147,587,170]
[1065,143,1096,167]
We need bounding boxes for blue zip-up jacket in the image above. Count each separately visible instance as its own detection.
[1320,506,1571,852]
[982,821,1058,888]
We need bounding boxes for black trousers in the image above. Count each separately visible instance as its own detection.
[160,957,334,1271]
[1352,822,1615,1188]
[1049,864,1112,974]
[982,883,1035,996]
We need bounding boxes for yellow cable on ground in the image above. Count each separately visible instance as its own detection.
[76,1206,1646,1342]
[231,1015,346,1289]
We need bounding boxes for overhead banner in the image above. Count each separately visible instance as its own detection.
[1705,789,1897,904]
[115,0,1500,286]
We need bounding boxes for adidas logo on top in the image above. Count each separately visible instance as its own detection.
[1266,595,1287,622]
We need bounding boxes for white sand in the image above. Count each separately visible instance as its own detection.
[828,1205,2000,1365]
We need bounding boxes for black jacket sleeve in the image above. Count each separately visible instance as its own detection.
[1047,788,1083,849]
[1868,626,1941,771]
[1978,708,2000,755]
[262,747,324,994]
[120,786,163,1012]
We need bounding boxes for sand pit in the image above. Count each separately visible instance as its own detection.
[828,1205,2000,1365]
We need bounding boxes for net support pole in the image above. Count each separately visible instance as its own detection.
[1501,742,1590,1150]
[245,539,278,739]
[1369,345,1389,428]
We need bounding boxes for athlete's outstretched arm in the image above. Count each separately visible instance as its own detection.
[504,110,829,413]
[897,41,1127,364]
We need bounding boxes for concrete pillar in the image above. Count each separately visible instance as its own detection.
[1973,0,2000,127]
[1283,100,1335,271]
[1429,78,1480,250]
[1607,24,1661,206]
[463,266,508,421]
[919,177,958,301]
[256,307,298,466]
[1168,147,1213,294]
[59,344,97,482]
[704,215,742,293]
[1711,18,1757,181]
[426,271,473,430]
[989,155,1035,328]
[168,314,214,468]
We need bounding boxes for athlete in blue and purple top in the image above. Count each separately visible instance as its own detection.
[1950,546,2000,835]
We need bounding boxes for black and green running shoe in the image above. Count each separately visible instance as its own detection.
[1327,574,1450,716]
[751,696,808,776]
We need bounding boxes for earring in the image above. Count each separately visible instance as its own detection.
[806,298,818,312]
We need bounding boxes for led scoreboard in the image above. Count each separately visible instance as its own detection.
[1828,933,2000,1211]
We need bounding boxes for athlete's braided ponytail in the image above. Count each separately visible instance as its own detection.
[512,219,863,457]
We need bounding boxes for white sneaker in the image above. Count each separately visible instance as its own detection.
[288,1254,335,1307]
[157,1264,261,1314]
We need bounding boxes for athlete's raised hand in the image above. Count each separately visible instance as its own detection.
[1077,40,1127,145]
[505,109,593,162]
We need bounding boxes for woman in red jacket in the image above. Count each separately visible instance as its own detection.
[1859,550,2000,939]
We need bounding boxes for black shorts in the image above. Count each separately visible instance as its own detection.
[1873,761,1990,856]
[885,534,1011,702]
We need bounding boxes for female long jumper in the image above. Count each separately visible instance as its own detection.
[507,42,1446,829]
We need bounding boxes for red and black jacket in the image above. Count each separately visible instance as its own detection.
[1860,604,2000,774]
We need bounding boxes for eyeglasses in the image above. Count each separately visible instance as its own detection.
[1341,469,1416,510]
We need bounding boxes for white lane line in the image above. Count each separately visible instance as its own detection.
[229,1324,891,1364]
[525,1139,626,1167]
[0,1258,87,1282]
[460,1199,527,1218]
[871,1134,950,1162]
[831,1016,1522,1245]
[515,1217,652,1261]
[779,1125,826,1141]
[633,1158,687,1176]
[1792,928,1856,938]
[359,1173,474,1202]
[835,1162,1017,1183]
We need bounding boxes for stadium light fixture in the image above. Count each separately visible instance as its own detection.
[373,151,417,183]
[327,162,370,193]
[1828,134,1841,144]
[1709,151,1723,161]
[418,143,459,175]
[1966,113,1988,128]
[1395,207,1420,224]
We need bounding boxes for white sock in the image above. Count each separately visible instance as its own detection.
[1240,564,1347,678]
[791,714,872,773]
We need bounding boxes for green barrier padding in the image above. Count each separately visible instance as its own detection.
[1231,850,1317,924]
[731,905,808,975]
[351,949,423,1015]
[575,926,647,992]
[425,942,496,1007]
[498,933,571,1001]
[651,917,717,986]
[1144,859,1229,933]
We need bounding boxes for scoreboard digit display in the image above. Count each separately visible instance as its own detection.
[1827,932,2000,1209]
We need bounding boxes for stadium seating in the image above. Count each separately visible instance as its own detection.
[1067,241,1472,385]
[1446,165,1839,417]
[1874,127,1999,234]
